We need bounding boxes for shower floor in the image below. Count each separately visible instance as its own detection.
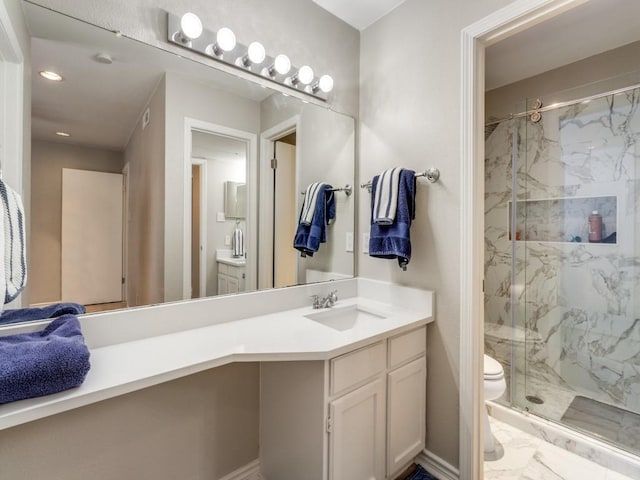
[562,396,640,453]
[506,373,640,455]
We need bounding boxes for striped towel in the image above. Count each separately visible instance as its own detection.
[373,167,402,225]
[0,180,26,305]
[300,182,328,226]
[232,226,244,258]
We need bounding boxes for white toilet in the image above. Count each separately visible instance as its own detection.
[483,354,506,454]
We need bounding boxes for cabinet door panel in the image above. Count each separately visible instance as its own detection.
[387,357,426,477]
[329,377,386,480]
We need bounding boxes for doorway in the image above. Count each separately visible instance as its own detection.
[186,122,255,299]
[272,132,298,288]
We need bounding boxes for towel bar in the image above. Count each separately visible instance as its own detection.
[301,184,352,196]
[360,168,440,193]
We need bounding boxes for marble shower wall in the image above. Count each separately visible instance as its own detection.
[484,89,640,414]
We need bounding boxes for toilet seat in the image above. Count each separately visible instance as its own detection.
[484,354,504,380]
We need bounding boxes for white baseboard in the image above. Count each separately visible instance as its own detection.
[416,449,459,480]
[218,459,261,480]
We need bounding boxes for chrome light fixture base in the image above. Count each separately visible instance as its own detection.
[167,12,332,101]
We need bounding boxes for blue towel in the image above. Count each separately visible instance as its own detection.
[0,314,91,404]
[0,302,86,326]
[294,184,335,257]
[368,169,416,270]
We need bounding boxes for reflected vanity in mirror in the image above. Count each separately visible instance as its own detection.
[25,1,355,317]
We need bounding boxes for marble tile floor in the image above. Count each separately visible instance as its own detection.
[485,416,636,480]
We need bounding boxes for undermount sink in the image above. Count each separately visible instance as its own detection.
[305,304,387,331]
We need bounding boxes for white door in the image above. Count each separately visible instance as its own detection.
[61,168,124,305]
[387,357,427,477]
[273,141,297,288]
[329,377,386,480]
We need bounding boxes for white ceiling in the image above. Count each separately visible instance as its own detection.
[486,0,640,90]
[192,131,246,164]
[312,0,407,30]
[25,3,271,151]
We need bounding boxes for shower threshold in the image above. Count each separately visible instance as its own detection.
[561,396,640,454]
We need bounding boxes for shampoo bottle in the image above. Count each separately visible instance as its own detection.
[588,210,603,243]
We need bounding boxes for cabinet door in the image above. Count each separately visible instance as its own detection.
[217,274,227,295]
[227,275,240,293]
[387,357,426,477]
[329,377,386,480]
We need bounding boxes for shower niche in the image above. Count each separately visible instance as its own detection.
[508,195,617,244]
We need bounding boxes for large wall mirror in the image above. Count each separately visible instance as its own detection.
[25,2,355,316]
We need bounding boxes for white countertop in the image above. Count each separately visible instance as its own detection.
[217,257,246,267]
[0,279,433,430]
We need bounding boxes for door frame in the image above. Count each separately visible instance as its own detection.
[0,2,25,307]
[121,162,130,304]
[459,1,587,478]
[183,117,257,299]
[191,158,208,298]
[258,115,301,289]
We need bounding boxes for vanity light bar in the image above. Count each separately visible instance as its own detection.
[167,12,333,101]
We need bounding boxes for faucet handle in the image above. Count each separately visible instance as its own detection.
[310,294,322,309]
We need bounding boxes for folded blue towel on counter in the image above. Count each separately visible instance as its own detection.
[0,302,85,326]
[294,184,335,257]
[369,169,416,270]
[0,314,91,404]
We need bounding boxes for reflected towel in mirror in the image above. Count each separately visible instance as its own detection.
[294,183,335,257]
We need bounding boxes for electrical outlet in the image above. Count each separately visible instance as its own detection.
[224,235,231,246]
[345,232,353,252]
[362,233,370,254]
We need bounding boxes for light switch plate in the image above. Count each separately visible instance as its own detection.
[217,212,226,222]
[362,233,370,254]
[345,232,353,252]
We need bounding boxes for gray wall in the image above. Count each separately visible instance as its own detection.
[358,0,514,466]
[486,40,640,121]
[30,140,124,304]
[0,363,259,480]
[123,76,166,308]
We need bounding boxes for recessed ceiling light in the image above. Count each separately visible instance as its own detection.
[39,70,63,81]
[55,131,71,137]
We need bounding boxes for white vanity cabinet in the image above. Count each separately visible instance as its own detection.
[260,325,427,480]
[217,261,245,295]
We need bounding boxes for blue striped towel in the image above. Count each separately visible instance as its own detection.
[232,226,244,258]
[373,167,402,225]
[0,180,26,307]
[300,182,328,226]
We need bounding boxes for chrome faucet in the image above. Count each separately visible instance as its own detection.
[311,290,338,309]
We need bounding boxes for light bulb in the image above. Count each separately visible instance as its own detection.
[318,74,334,93]
[39,70,63,81]
[180,13,203,40]
[216,27,236,52]
[247,42,266,64]
[297,65,314,85]
[274,54,291,75]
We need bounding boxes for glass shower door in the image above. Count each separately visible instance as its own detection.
[516,86,640,453]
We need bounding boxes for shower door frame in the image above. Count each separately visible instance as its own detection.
[459,1,588,479]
